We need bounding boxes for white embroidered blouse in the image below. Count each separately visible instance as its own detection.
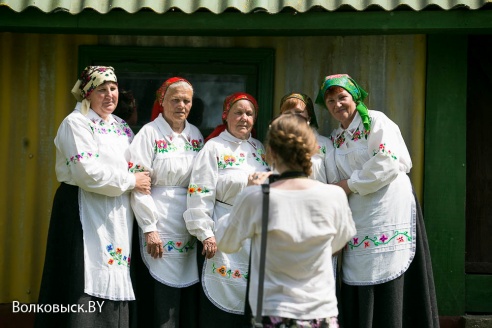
[183,129,270,242]
[183,129,270,313]
[128,114,203,287]
[330,110,416,285]
[54,103,136,300]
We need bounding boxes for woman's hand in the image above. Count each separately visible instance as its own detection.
[335,179,352,195]
[202,236,217,259]
[247,171,273,186]
[134,172,151,194]
[145,231,163,259]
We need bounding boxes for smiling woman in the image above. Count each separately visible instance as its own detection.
[35,66,151,328]
[88,82,119,120]
[315,74,439,328]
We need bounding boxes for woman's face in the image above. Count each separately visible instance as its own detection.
[324,89,357,129]
[281,101,310,121]
[226,99,255,140]
[161,85,193,129]
[88,82,119,121]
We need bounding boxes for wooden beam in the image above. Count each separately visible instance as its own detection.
[2,7,492,35]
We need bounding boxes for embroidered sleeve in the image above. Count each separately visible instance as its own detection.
[347,112,412,196]
[183,142,217,242]
[55,115,136,197]
[128,125,159,233]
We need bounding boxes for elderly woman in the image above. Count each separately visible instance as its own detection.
[35,66,151,328]
[215,114,356,328]
[128,77,203,328]
[316,74,439,328]
[183,92,271,327]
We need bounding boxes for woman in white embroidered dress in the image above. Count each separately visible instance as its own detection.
[36,66,151,328]
[128,77,204,328]
[215,113,356,328]
[315,74,439,328]
[279,92,339,184]
[183,92,271,327]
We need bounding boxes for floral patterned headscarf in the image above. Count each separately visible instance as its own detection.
[315,74,370,131]
[71,66,118,115]
[280,92,318,129]
[150,77,193,121]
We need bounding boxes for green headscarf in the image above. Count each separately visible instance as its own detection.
[315,74,371,131]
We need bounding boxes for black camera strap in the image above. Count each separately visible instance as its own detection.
[254,183,270,327]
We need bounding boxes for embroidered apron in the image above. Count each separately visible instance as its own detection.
[78,128,135,300]
[139,186,199,287]
[342,173,416,285]
[203,201,250,314]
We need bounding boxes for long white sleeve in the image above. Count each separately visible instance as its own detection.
[54,107,136,197]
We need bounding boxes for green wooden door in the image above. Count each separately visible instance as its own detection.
[426,34,492,316]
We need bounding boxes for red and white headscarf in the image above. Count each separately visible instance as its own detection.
[150,77,193,121]
[205,92,259,142]
[221,92,259,122]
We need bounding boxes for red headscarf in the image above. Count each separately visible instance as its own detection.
[205,92,259,142]
[150,77,193,121]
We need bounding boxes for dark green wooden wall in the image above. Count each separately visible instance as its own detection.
[425,35,468,315]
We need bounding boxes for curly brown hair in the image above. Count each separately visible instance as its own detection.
[266,114,317,176]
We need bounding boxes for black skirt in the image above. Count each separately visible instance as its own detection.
[35,183,131,328]
[338,191,440,328]
[131,228,200,328]
[192,242,250,328]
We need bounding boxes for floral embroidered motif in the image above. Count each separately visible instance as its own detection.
[66,152,99,166]
[163,239,196,252]
[331,132,346,148]
[217,153,246,169]
[184,138,204,152]
[252,148,268,167]
[90,120,132,138]
[347,230,412,250]
[154,139,177,153]
[188,184,211,196]
[351,127,370,141]
[318,145,326,155]
[373,143,397,160]
[106,244,131,267]
[128,162,146,173]
[211,262,248,280]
